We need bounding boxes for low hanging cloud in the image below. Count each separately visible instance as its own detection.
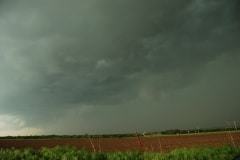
[0,114,44,136]
[0,0,239,135]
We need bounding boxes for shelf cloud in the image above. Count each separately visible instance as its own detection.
[0,0,239,135]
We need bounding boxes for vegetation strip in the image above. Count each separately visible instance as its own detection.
[0,146,239,160]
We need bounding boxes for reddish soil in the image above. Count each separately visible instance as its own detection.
[0,132,239,152]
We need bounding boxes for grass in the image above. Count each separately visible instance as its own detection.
[0,145,239,160]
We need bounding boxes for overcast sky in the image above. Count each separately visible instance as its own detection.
[0,0,240,136]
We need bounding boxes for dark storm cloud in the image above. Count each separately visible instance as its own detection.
[0,0,239,134]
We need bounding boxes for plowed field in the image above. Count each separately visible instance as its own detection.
[0,132,239,152]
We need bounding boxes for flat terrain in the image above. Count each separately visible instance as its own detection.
[0,132,239,152]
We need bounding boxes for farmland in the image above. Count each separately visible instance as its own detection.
[0,132,240,159]
[0,132,239,152]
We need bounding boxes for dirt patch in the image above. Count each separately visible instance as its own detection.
[0,132,239,152]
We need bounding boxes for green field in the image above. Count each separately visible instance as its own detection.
[0,145,240,160]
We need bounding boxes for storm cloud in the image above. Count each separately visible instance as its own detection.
[0,0,239,135]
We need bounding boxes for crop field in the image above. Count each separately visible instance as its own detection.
[0,132,239,152]
[0,132,240,159]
